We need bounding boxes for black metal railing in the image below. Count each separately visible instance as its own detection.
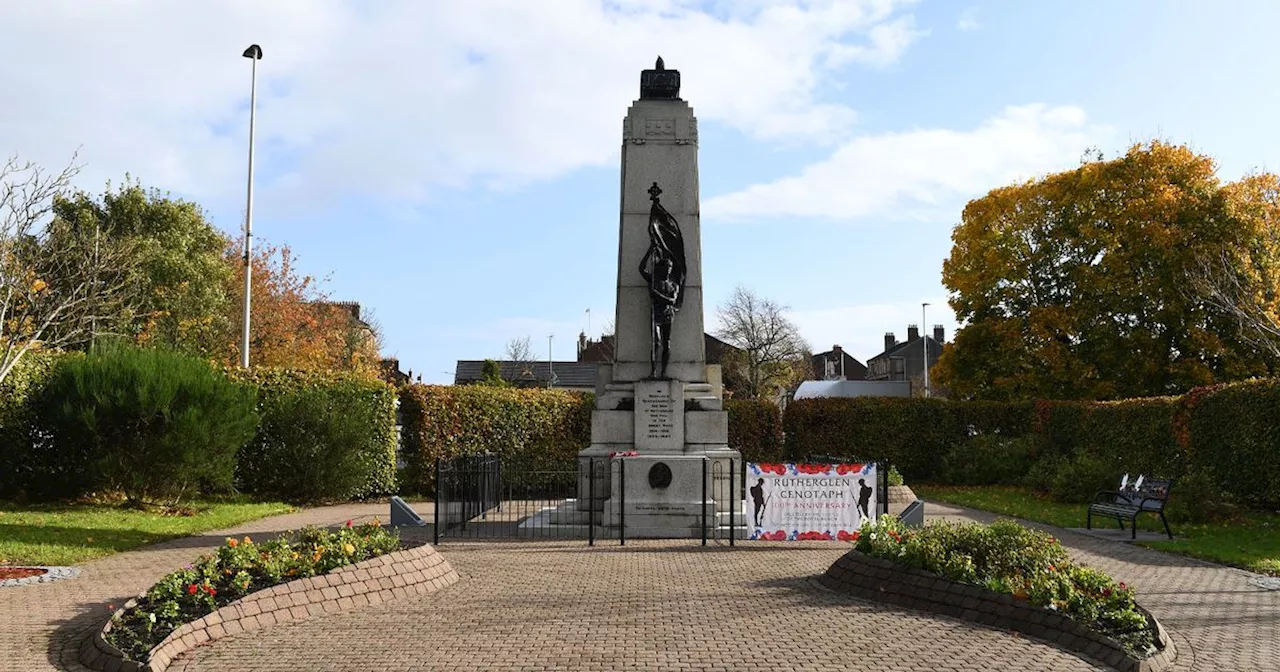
[429,454,891,545]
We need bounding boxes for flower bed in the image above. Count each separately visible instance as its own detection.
[95,521,443,668]
[823,517,1172,670]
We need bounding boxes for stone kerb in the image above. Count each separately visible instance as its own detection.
[819,551,1176,672]
[80,542,459,672]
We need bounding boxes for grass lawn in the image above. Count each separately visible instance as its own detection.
[915,485,1280,577]
[0,499,294,567]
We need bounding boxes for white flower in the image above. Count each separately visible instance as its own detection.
[149,612,157,623]
[869,533,878,541]
[1047,603,1058,611]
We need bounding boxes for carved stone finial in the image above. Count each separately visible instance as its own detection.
[648,182,662,202]
[640,58,680,100]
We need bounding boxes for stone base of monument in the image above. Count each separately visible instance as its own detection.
[518,498,750,539]
[518,454,750,539]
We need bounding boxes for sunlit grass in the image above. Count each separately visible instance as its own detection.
[916,485,1280,577]
[0,498,294,566]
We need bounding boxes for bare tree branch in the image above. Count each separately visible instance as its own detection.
[1187,249,1280,359]
[503,335,537,383]
[714,285,810,399]
[0,155,139,383]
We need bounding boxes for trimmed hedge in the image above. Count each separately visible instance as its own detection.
[781,398,1034,481]
[230,368,397,502]
[783,379,1280,510]
[1184,380,1280,508]
[726,398,783,463]
[398,384,592,493]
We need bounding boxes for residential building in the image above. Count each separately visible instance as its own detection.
[452,360,597,393]
[865,324,946,395]
[810,345,867,381]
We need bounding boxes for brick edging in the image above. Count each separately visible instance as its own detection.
[79,542,458,672]
[819,551,1176,672]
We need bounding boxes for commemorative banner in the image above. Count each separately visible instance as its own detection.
[745,463,877,541]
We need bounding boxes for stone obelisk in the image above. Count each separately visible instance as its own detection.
[576,58,740,537]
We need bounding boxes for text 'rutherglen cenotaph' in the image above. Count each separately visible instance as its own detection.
[571,57,741,537]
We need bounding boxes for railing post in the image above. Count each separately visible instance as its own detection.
[729,457,736,547]
[701,457,708,547]
[433,456,441,545]
[619,458,627,547]
[589,458,596,547]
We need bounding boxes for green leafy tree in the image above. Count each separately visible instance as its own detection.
[479,358,508,387]
[51,179,232,357]
[938,141,1275,401]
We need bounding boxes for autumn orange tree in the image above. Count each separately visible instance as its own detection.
[937,141,1278,401]
[221,240,381,375]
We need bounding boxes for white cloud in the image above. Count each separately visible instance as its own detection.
[0,0,924,217]
[704,103,1113,222]
[957,7,981,31]
[789,298,958,362]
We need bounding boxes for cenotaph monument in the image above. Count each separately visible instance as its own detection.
[573,57,741,537]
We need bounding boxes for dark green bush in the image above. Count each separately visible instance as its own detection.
[0,351,69,500]
[1046,452,1118,503]
[32,343,259,503]
[726,399,782,463]
[940,435,1034,486]
[231,368,397,502]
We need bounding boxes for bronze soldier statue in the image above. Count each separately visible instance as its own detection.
[638,182,686,379]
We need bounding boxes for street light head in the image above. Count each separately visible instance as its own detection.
[243,44,263,60]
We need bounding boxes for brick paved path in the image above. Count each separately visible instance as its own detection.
[4,500,1277,671]
[0,502,385,672]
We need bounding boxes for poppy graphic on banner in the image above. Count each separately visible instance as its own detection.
[744,462,877,541]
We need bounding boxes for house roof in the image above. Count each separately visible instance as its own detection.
[866,335,943,363]
[454,360,598,389]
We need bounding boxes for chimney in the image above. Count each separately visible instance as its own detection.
[907,324,919,342]
[884,332,896,352]
[577,332,587,357]
[832,344,842,354]
[933,324,945,343]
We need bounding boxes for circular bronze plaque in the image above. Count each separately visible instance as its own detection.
[648,462,673,489]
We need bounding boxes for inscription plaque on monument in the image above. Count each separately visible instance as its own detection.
[634,379,684,452]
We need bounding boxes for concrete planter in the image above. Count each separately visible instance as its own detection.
[820,550,1175,672]
[80,542,457,672]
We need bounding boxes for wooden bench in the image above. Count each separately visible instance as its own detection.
[1086,475,1174,539]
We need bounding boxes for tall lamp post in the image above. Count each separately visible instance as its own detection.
[547,334,555,388]
[240,44,263,368]
[921,302,930,398]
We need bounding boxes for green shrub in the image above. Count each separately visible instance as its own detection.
[726,399,782,463]
[231,368,397,502]
[853,517,1155,656]
[398,384,592,493]
[107,521,399,662]
[31,344,259,503]
[1183,379,1280,508]
[0,351,70,500]
[1047,452,1118,503]
[940,435,1034,485]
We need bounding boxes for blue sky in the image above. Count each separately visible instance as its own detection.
[3,1,1280,383]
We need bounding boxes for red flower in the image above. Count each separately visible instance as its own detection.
[205,585,217,596]
[1102,588,1113,598]
[346,520,353,528]
[1048,565,1056,572]
[187,584,198,595]
[837,530,861,542]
